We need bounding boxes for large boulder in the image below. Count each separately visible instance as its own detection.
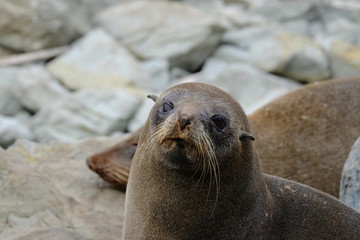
[316,0,360,25]
[48,29,150,91]
[221,25,330,82]
[251,0,315,22]
[180,0,225,11]
[318,37,360,78]
[140,58,170,92]
[215,6,267,30]
[201,63,301,114]
[318,17,360,47]
[0,0,90,52]
[0,138,125,240]
[13,65,69,112]
[340,137,360,211]
[96,1,225,71]
[31,89,142,142]
[79,0,134,17]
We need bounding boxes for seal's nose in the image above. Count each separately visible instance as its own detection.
[178,114,192,130]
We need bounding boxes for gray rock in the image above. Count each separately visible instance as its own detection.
[215,6,267,30]
[318,37,360,78]
[340,137,360,211]
[318,17,360,48]
[310,1,360,43]
[282,19,310,36]
[0,67,23,116]
[127,99,154,133]
[0,115,33,148]
[202,44,250,73]
[316,0,360,25]
[221,26,330,82]
[13,65,69,112]
[48,28,150,91]
[252,0,314,22]
[80,0,135,17]
[0,0,90,52]
[96,1,225,71]
[170,68,191,81]
[14,111,33,128]
[201,63,301,114]
[0,45,16,57]
[0,138,125,240]
[15,228,88,240]
[140,58,170,92]
[182,0,224,11]
[31,88,142,142]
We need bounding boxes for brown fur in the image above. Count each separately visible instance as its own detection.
[123,82,360,240]
[86,128,141,190]
[87,78,360,197]
[250,78,360,197]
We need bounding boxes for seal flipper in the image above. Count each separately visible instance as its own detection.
[240,131,255,141]
[147,95,159,102]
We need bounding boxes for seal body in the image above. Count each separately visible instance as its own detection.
[123,83,360,240]
[88,78,360,197]
[250,78,360,197]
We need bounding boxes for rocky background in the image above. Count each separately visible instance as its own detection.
[1,0,360,239]
[2,0,360,147]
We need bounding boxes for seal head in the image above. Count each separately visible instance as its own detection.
[123,83,268,239]
[144,85,253,174]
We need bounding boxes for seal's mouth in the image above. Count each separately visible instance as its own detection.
[161,137,188,148]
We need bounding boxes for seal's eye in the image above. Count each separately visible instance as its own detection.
[211,115,226,131]
[162,101,174,113]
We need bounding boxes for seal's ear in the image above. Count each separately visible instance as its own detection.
[147,94,159,102]
[239,131,255,141]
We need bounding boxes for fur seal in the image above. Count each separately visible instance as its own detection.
[86,128,141,190]
[87,78,360,197]
[123,82,360,239]
[250,77,360,197]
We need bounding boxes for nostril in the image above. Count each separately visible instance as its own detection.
[178,115,191,130]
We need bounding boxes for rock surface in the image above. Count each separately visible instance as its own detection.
[0,116,33,147]
[318,37,360,78]
[0,0,90,52]
[13,65,69,112]
[251,0,314,22]
[96,1,225,71]
[201,63,301,114]
[216,6,267,30]
[48,29,150,91]
[0,45,16,57]
[0,67,23,116]
[0,138,125,240]
[221,26,330,82]
[31,89,142,142]
[1,0,360,148]
[340,137,360,211]
[15,228,88,240]
[140,58,170,92]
